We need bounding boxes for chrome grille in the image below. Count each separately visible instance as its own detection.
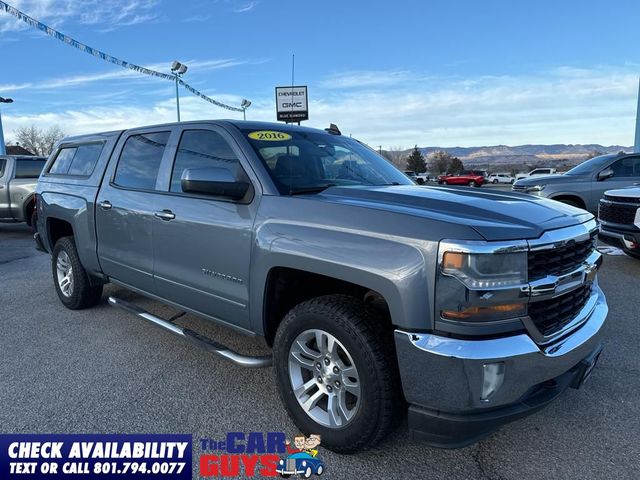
[598,199,639,226]
[528,284,592,337]
[527,232,597,281]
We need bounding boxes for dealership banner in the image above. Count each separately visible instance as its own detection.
[0,1,244,112]
[0,434,191,479]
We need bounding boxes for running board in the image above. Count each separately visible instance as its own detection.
[107,296,272,368]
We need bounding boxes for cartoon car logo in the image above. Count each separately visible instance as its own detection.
[276,452,325,478]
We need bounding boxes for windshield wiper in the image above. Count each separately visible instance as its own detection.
[289,184,336,195]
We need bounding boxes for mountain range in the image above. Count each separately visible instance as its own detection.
[410,144,632,169]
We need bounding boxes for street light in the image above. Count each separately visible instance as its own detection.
[170,61,188,122]
[240,99,252,121]
[0,97,14,156]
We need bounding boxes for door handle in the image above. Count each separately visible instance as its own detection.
[155,210,175,221]
[98,200,112,210]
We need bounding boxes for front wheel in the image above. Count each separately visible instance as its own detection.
[273,295,401,453]
[492,179,498,184]
[469,180,477,187]
[52,237,103,309]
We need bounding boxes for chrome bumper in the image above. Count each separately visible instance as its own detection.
[395,284,607,412]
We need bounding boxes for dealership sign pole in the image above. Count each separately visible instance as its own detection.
[275,86,309,123]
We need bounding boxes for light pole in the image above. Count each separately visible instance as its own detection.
[170,61,188,122]
[240,99,252,121]
[0,97,13,156]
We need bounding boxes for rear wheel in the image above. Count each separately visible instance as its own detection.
[52,237,103,309]
[273,295,401,453]
[29,209,38,233]
[469,180,477,187]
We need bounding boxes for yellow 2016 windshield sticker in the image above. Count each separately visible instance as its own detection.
[248,131,292,141]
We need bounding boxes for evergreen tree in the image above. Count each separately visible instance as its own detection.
[406,145,427,173]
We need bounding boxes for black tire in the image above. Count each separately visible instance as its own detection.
[623,249,640,260]
[469,180,477,187]
[493,179,498,184]
[558,198,580,208]
[52,236,103,310]
[273,295,402,454]
[29,209,38,233]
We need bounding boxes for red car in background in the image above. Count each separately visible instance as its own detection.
[437,171,485,187]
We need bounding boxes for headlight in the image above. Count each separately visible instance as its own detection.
[302,461,307,467]
[437,241,528,327]
[441,251,527,288]
[525,185,545,193]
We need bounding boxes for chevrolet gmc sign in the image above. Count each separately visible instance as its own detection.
[275,86,308,122]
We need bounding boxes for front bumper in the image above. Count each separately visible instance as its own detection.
[394,284,607,447]
[599,223,640,253]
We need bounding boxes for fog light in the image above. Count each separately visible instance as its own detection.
[481,362,505,401]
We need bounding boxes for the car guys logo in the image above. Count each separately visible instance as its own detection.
[199,432,325,478]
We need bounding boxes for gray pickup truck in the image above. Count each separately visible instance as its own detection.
[35,120,608,452]
[0,155,47,228]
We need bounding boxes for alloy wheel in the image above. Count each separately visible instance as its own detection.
[288,329,361,428]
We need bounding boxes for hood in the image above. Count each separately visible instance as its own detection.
[316,185,593,241]
[514,173,580,186]
[604,186,640,199]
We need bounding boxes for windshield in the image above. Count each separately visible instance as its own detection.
[241,128,413,194]
[564,154,616,176]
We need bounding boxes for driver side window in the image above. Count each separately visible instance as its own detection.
[609,157,640,178]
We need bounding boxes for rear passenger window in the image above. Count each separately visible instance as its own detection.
[49,148,77,174]
[49,143,104,176]
[114,132,170,190]
[170,130,243,193]
[15,159,46,178]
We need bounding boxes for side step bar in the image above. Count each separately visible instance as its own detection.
[107,296,272,368]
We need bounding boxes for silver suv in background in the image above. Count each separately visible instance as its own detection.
[513,152,640,213]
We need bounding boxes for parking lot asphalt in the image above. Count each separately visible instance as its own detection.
[1,222,639,480]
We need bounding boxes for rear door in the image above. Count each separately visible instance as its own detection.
[96,127,177,293]
[152,125,258,330]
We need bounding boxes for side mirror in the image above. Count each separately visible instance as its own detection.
[597,168,614,181]
[181,167,250,200]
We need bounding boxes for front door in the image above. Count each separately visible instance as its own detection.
[152,126,257,330]
[96,129,173,293]
[591,156,640,207]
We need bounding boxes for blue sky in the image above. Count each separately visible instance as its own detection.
[1,0,640,148]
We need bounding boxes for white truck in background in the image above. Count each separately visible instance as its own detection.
[515,167,558,181]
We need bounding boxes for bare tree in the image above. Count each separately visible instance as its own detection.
[382,146,406,170]
[14,125,65,156]
[428,150,454,173]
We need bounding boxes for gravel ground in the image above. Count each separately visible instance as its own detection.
[1,222,638,479]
